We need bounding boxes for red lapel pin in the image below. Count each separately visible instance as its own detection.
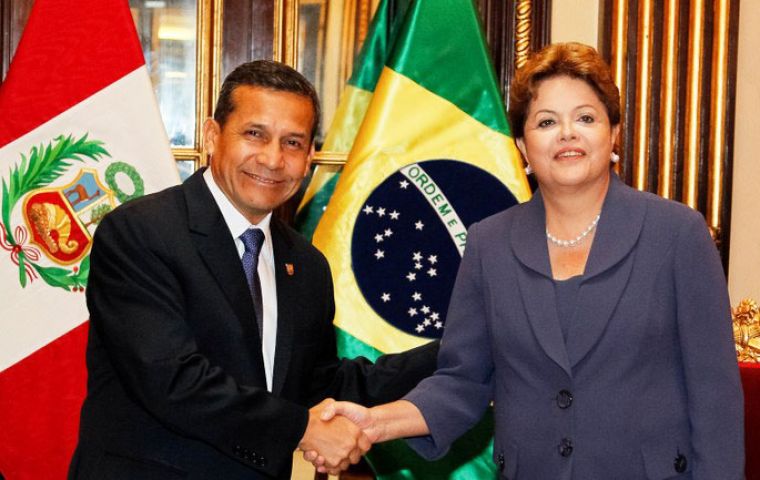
[285,263,295,276]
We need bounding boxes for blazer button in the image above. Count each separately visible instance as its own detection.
[674,453,687,473]
[496,453,505,471]
[558,438,573,457]
[556,389,573,409]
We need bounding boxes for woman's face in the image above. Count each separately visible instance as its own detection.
[516,75,620,194]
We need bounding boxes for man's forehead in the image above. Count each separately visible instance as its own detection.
[231,84,312,105]
[227,85,315,137]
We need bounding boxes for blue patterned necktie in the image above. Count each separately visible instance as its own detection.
[240,228,265,337]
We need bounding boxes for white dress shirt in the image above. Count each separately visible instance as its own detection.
[204,168,278,391]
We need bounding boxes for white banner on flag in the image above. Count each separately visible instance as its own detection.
[0,66,179,372]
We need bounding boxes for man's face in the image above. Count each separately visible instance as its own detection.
[204,85,315,224]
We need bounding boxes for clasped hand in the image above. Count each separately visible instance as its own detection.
[297,398,377,475]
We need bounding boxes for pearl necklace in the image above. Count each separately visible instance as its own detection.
[546,213,601,248]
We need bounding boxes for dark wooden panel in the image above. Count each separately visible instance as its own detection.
[1,0,34,81]
[601,0,739,268]
[715,0,740,264]
[222,0,274,79]
[477,0,551,110]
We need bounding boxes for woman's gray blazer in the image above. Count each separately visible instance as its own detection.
[405,173,744,480]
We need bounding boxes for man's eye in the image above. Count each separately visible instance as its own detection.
[284,139,304,149]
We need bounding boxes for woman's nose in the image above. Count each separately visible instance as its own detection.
[559,120,578,141]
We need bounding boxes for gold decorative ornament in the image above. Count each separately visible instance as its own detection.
[514,0,532,70]
[733,298,760,362]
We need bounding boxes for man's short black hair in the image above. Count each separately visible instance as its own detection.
[213,60,321,142]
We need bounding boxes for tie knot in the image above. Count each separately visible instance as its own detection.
[240,228,265,255]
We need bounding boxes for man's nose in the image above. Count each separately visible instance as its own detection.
[256,141,285,169]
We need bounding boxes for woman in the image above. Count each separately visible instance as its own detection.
[314,43,744,479]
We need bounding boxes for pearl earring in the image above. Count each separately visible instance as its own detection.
[610,152,620,163]
[525,164,533,174]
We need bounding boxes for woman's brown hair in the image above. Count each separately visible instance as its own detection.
[508,42,621,139]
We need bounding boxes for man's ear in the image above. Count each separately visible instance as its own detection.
[302,143,315,178]
[203,118,221,157]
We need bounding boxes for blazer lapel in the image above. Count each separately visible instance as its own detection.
[565,174,646,367]
[270,219,297,396]
[183,170,264,366]
[511,192,572,377]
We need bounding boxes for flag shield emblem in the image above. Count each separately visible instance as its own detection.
[22,169,113,265]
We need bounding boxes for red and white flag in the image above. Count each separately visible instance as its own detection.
[0,0,179,477]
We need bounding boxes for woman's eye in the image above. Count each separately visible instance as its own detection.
[538,119,555,128]
[578,114,595,123]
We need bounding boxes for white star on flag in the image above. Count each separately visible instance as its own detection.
[412,251,423,262]
[408,307,418,317]
[406,272,417,281]
[415,220,424,230]
[374,249,385,259]
[384,228,393,237]
[381,293,391,302]
[363,205,374,214]
[377,207,386,217]
[399,180,409,189]
[427,268,437,277]
[428,255,438,264]
[390,210,400,220]
[374,233,384,243]
[412,292,422,301]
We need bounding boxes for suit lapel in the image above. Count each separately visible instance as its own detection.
[270,219,297,396]
[511,192,572,377]
[183,170,265,371]
[511,173,646,374]
[565,174,645,367]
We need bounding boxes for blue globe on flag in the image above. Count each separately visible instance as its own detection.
[351,159,518,339]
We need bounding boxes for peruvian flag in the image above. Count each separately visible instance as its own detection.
[0,0,179,478]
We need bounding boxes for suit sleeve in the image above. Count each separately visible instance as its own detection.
[86,211,307,477]
[673,210,744,479]
[404,222,495,459]
[303,257,440,407]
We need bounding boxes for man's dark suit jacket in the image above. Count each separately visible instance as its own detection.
[68,169,437,480]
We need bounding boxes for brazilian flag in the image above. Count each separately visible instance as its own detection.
[295,0,410,240]
[313,0,531,478]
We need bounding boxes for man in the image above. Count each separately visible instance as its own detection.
[69,60,437,479]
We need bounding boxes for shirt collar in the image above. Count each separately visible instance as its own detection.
[203,168,273,240]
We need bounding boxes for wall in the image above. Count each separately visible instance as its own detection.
[727,2,760,304]
[551,0,600,48]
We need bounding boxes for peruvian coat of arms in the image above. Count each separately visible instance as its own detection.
[1,134,145,291]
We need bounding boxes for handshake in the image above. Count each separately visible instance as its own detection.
[297,398,385,476]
